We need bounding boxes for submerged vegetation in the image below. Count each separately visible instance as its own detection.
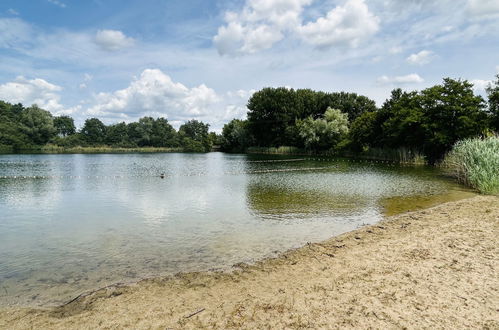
[442,136,499,194]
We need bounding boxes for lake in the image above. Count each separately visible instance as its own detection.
[0,152,474,306]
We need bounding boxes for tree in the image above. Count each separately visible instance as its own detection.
[54,116,76,137]
[106,122,129,146]
[349,111,379,152]
[179,120,211,152]
[486,74,499,132]
[151,118,177,147]
[221,119,253,152]
[247,87,300,146]
[81,118,107,144]
[419,78,488,161]
[20,105,56,145]
[296,108,349,151]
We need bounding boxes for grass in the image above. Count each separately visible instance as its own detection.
[442,136,499,195]
[38,145,183,154]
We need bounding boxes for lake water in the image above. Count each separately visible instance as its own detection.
[0,153,474,307]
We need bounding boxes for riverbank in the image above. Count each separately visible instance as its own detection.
[1,195,498,329]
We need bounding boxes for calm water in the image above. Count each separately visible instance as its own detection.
[0,153,474,307]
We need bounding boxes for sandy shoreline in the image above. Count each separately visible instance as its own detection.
[1,195,498,329]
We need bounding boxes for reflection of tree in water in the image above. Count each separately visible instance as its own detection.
[245,177,367,220]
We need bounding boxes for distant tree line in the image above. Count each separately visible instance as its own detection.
[0,103,218,152]
[221,75,499,163]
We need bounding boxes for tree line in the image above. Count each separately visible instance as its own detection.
[1,74,498,160]
[221,75,499,163]
[0,103,217,152]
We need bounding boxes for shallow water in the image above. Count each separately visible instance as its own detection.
[0,153,474,306]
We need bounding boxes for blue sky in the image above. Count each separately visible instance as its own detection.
[0,0,498,130]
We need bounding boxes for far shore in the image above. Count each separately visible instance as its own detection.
[1,195,497,329]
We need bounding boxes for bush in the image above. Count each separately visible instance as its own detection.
[442,136,499,194]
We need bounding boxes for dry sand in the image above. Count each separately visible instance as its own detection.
[1,195,498,329]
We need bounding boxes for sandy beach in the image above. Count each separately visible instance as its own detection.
[1,195,498,329]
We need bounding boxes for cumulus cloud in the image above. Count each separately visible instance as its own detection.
[377,73,424,85]
[87,69,220,122]
[298,0,379,49]
[0,76,60,111]
[406,50,434,65]
[214,0,311,55]
[94,29,135,51]
[214,0,379,54]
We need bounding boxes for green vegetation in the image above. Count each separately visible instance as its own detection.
[0,100,218,153]
[442,136,499,194]
[2,74,498,163]
[223,77,497,165]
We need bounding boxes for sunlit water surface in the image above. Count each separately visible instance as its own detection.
[0,153,474,306]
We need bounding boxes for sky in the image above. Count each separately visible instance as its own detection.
[0,0,498,130]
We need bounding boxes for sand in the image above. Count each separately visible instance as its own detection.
[1,195,498,329]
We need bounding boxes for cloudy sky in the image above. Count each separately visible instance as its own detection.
[0,0,498,130]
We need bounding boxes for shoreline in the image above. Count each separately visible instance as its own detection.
[1,195,498,329]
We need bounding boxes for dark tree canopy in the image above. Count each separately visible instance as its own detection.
[81,118,107,144]
[486,74,499,132]
[54,115,76,137]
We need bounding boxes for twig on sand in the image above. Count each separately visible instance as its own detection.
[185,308,205,318]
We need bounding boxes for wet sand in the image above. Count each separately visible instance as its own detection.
[1,195,498,329]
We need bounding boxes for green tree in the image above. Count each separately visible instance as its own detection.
[349,111,379,152]
[419,78,488,161]
[106,122,130,146]
[151,118,177,147]
[486,74,499,132]
[296,108,349,151]
[247,87,300,146]
[53,115,76,137]
[81,118,107,145]
[20,105,56,145]
[221,119,254,152]
[179,120,211,152]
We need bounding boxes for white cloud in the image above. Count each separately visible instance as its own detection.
[47,0,66,8]
[214,0,311,55]
[496,65,499,74]
[94,29,135,51]
[470,79,492,92]
[214,0,379,54]
[406,50,434,65]
[467,0,499,19]
[377,73,424,85]
[298,0,379,49]
[0,76,77,115]
[87,69,220,122]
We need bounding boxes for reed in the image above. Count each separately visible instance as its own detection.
[39,145,183,154]
[343,147,427,165]
[246,146,307,155]
[442,136,499,194]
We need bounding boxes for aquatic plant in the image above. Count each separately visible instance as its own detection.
[442,136,499,194]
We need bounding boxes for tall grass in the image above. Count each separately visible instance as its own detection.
[442,136,499,194]
[246,146,306,155]
[39,145,182,154]
[343,147,427,165]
